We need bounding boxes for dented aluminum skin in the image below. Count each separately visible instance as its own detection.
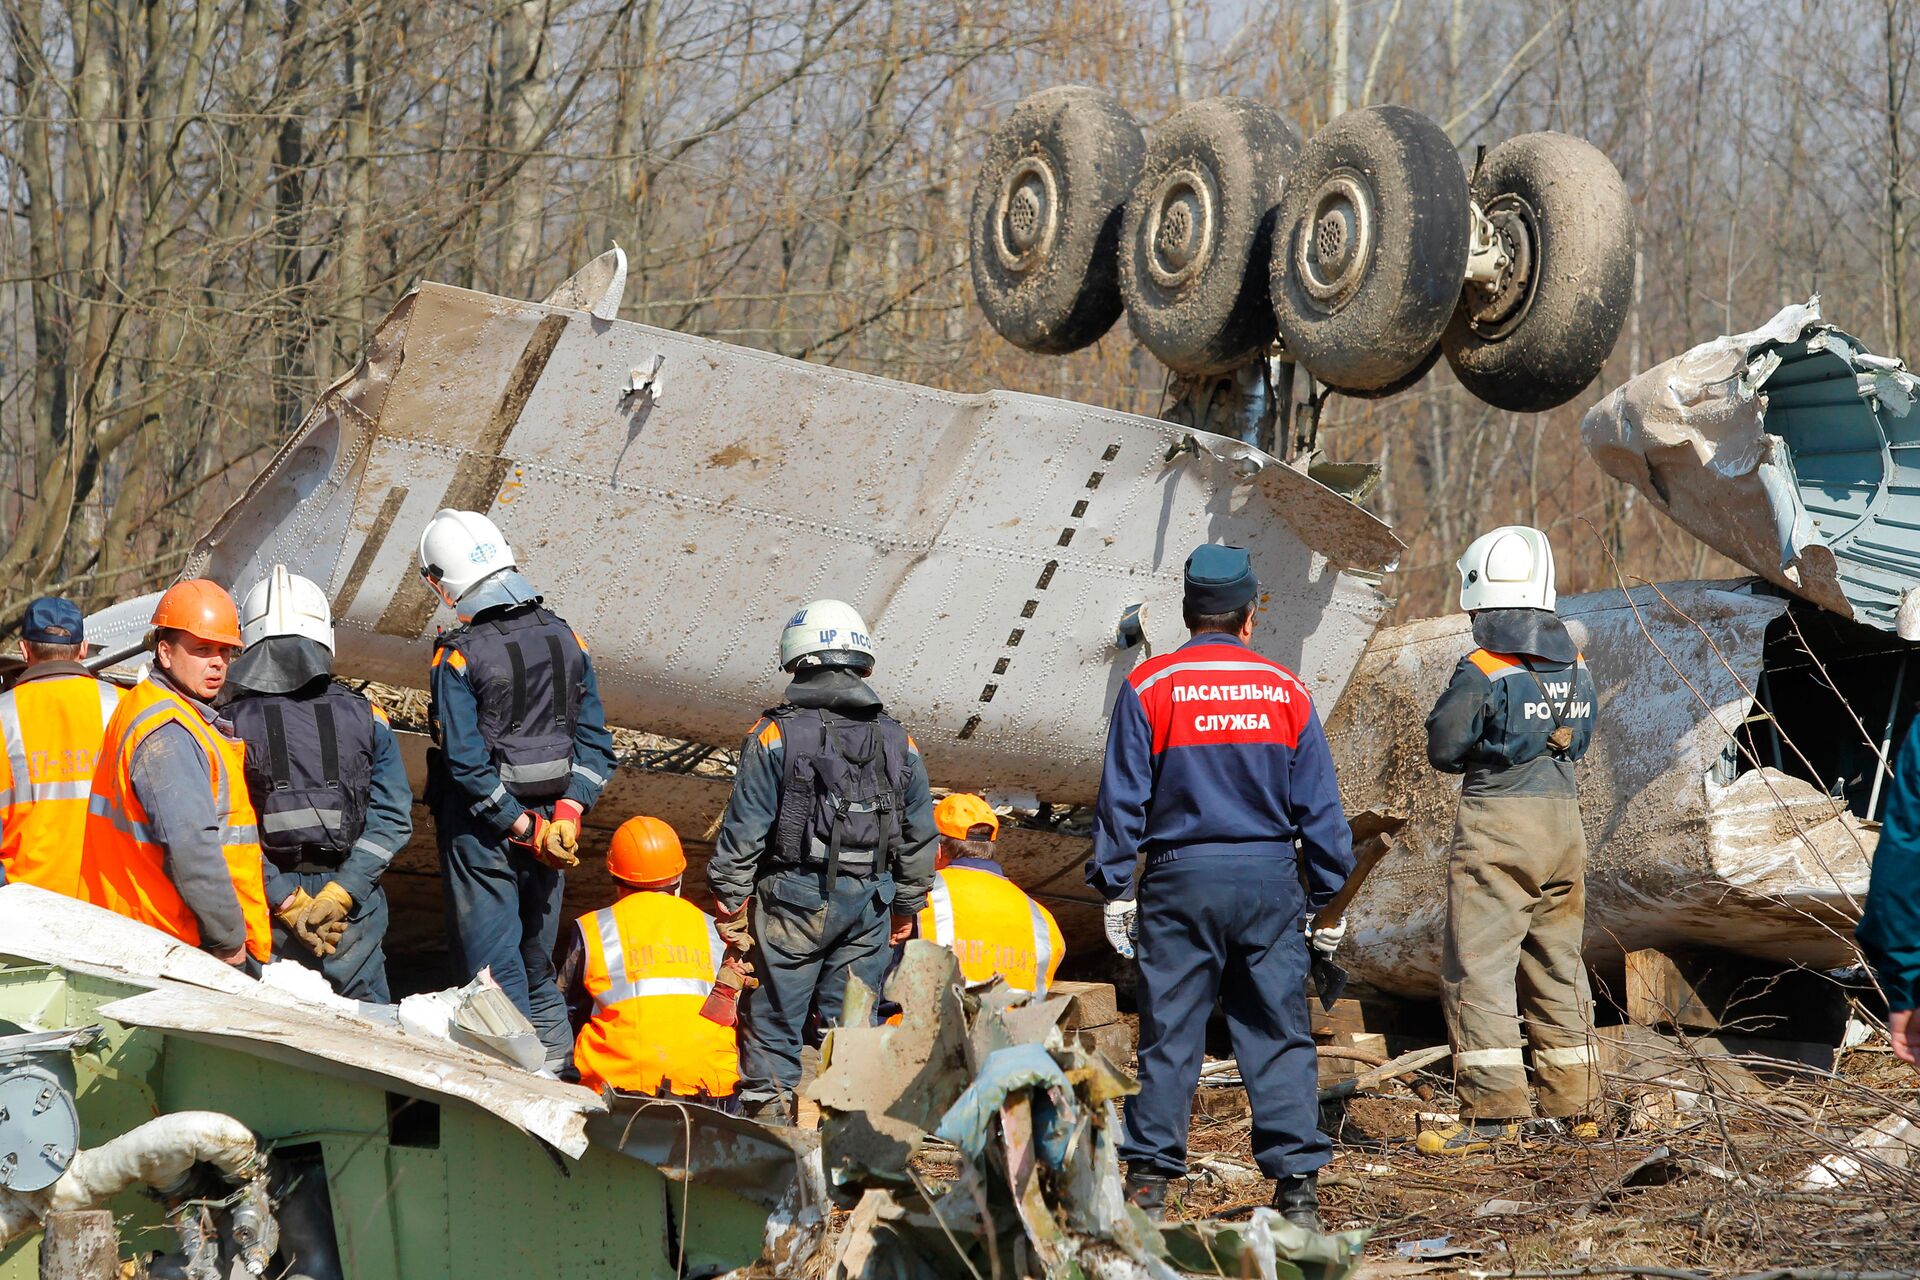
[1325,580,1875,996]
[1584,300,1920,636]
[96,266,1398,807]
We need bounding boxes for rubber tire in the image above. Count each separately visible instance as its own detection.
[1442,132,1635,413]
[1325,342,1442,400]
[1270,105,1470,392]
[1120,98,1300,377]
[971,86,1144,355]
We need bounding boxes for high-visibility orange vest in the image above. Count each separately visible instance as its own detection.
[0,669,121,897]
[917,865,1064,995]
[79,677,272,960]
[572,893,740,1097]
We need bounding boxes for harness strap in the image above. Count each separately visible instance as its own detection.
[315,700,340,787]
[506,641,528,729]
[545,633,571,736]
[262,703,293,790]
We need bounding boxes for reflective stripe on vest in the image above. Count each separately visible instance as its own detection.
[922,869,1057,996]
[79,677,272,960]
[591,907,720,1004]
[0,674,121,896]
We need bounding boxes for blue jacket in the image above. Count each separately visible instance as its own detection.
[708,669,936,916]
[1425,648,1597,798]
[426,604,616,838]
[1086,634,1353,909]
[1861,715,1920,1012]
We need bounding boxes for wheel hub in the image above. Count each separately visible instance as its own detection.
[1465,197,1537,336]
[1143,165,1216,289]
[1296,171,1376,313]
[994,156,1061,274]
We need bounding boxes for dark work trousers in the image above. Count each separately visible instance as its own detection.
[270,868,392,1003]
[436,803,571,1067]
[1120,855,1329,1180]
[737,864,895,1106]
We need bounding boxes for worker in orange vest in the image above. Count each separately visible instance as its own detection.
[558,816,740,1105]
[79,581,273,970]
[0,598,123,897]
[915,794,1064,995]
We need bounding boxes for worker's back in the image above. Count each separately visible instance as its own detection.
[571,892,739,1098]
[918,863,1063,995]
[0,665,121,896]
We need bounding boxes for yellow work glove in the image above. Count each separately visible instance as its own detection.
[302,881,354,957]
[274,888,321,955]
[715,898,754,957]
[537,799,583,870]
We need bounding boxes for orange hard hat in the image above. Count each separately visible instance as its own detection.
[150,579,242,648]
[934,793,999,842]
[607,815,686,886]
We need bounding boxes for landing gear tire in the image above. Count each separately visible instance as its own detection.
[1270,105,1470,393]
[970,86,1145,355]
[1120,97,1300,376]
[1320,342,1442,400]
[1441,131,1635,413]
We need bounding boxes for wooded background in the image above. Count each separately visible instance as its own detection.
[3,0,1914,633]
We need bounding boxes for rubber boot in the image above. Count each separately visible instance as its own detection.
[1123,1168,1168,1221]
[1415,1118,1521,1155]
[1272,1172,1320,1230]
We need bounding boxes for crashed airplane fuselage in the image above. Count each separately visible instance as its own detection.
[85,264,1400,805]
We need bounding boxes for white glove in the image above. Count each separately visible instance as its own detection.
[1103,898,1139,960]
[1308,915,1347,955]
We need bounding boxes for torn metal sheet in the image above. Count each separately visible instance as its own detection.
[1325,581,1875,995]
[83,269,1400,805]
[1583,298,1920,635]
[0,885,604,1156]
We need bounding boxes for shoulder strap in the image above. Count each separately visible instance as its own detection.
[1518,658,1574,753]
[261,702,293,790]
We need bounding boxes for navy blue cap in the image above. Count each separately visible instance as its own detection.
[1184,544,1257,614]
[21,596,84,646]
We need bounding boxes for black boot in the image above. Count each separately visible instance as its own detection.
[1123,1168,1168,1220]
[1271,1172,1320,1230]
[741,1093,794,1127]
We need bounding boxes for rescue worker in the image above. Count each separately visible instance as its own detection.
[707,600,937,1125]
[1857,707,1920,1068]
[1088,544,1352,1228]
[559,815,740,1104]
[915,793,1063,995]
[1420,526,1600,1154]
[420,508,618,1074]
[0,597,122,895]
[225,567,412,1002]
[79,581,272,970]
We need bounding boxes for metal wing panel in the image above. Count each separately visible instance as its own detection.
[192,281,1401,802]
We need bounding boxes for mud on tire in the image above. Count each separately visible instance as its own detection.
[1270,105,1470,393]
[971,86,1144,355]
[1442,132,1635,413]
[1120,97,1300,377]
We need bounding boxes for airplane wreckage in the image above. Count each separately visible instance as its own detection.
[12,82,1918,1276]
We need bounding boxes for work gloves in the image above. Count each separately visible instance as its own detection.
[1103,898,1138,960]
[274,882,354,958]
[512,800,583,870]
[1307,915,1348,957]
[714,899,755,957]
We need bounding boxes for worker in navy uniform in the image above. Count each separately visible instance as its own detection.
[707,599,938,1125]
[419,508,619,1074]
[1088,544,1353,1228]
[226,566,412,1002]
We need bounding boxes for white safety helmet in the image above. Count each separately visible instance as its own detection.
[1458,525,1556,613]
[779,599,876,673]
[419,508,516,605]
[240,565,335,651]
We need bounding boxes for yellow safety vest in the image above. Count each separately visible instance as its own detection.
[917,865,1064,995]
[0,670,121,897]
[79,677,272,960]
[572,892,741,1098]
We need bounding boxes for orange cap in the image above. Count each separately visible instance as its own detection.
[150,579,242,648]
[607,815,686,886]
[934,793,999,842]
